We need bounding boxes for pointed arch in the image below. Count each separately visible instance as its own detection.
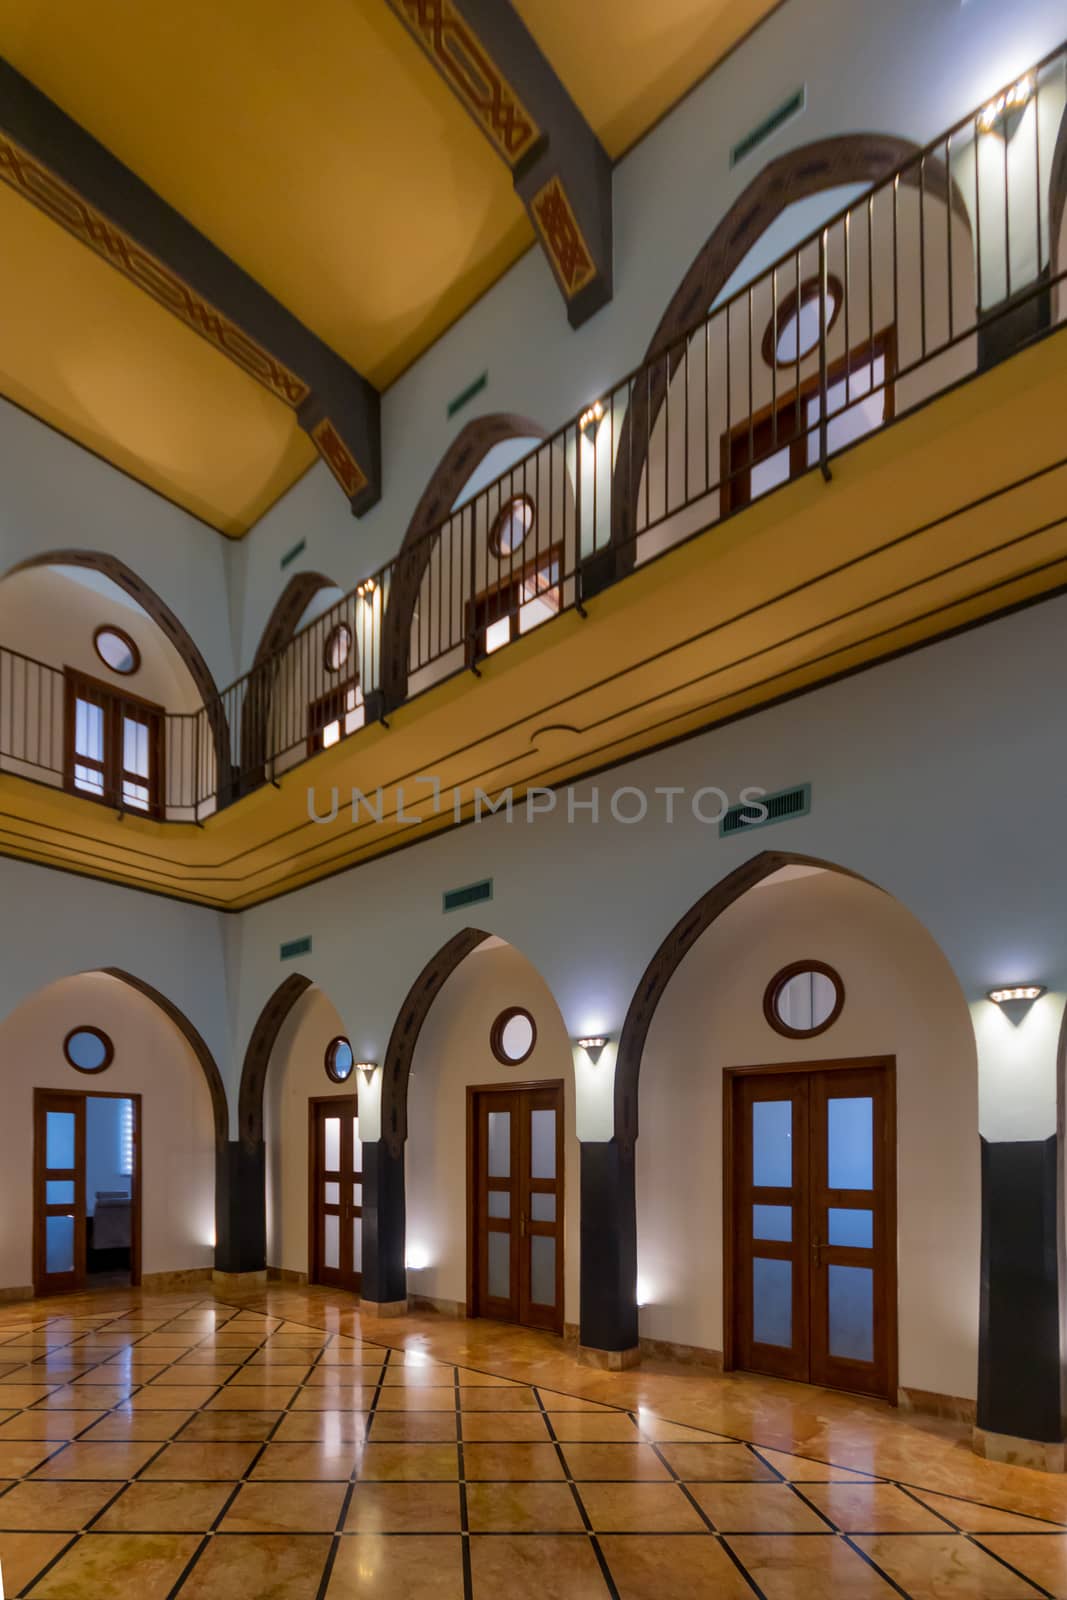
[381,927,491,1156]
[380,414,548,708]
[99,966,228,1146]
[608,133,931,568]
[238,973,314,1148]
[614,850,871,1145]
[238,571,338,786]
[4,547,232,796]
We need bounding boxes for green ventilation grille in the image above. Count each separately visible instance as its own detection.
[447,372,488,419]
[280,936,312,960]
[720,783,811,837]
[730,87,806,167]
[443,878,493,913]
[280,538,307,570]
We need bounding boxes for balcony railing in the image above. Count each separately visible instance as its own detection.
[3,44,1066,821]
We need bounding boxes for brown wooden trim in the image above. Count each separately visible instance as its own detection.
[760,274,845,369]
[488,494,536,559]
[489,1007,537,1066]
[613,852,875,1147]
[238,974,314,1147]
[381,929,491,1157]
[32,1085,142,1296]
[380,414,548,708]
[762,960,845,1040]
[324,1036,355,1084]
[723,1056,898,1402]
[307,1092,361,1293]
[306,675,360,758]
[100,968,228,1149]
[4,547,232,789]
[93,624,141,677]
[609,133,968,566]
[62,1025,115,1075]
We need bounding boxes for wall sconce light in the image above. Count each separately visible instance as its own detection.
[356,578,378,599]
[356,1060,379,1081]
[978,72,1034,136]
[579,400,604,436]
[577,1036,608,1064]
[988,985,1045,1004]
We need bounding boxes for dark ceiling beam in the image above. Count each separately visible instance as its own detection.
[386,0,612,327]
[0,59,380,515]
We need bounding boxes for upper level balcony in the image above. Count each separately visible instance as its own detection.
[3,46,1067,907]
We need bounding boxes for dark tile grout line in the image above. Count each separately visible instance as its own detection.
[891,1481,1058,1599]
[248,1290,1067,1539]
[533,1385,620,1600]
[0,1291,1062,1600]
[455,1359,475,1600]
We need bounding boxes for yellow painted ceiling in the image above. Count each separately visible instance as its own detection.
[514,0,785,156]
[0,0,785,534]
[0,181,315,535]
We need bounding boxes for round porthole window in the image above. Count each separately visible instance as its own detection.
[324,623,353,674]
[764,961,844,1039]
[93,626,140,676]
[490,1006,537,1065]
[489,495,535,558]
[325,1037,354,1083]
[762,275,843,368]
[64,1026,114,1074]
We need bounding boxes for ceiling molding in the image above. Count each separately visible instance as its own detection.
[0,58,381,515]
[385,0,612,326]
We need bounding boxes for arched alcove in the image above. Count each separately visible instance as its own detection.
[0,548,231,816]
[0,968,221,1293]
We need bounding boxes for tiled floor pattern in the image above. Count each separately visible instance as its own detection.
[0,1297,1062,1597]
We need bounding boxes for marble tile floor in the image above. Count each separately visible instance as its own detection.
[0,1288,1063,1598]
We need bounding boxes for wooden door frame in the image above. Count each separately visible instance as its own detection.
[32,1087,142,1296]
[466,1078,566,1335]
[306,1092,361,1290]
[722,1055,897,1401]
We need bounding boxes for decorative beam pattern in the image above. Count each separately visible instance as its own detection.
[386,0,612,326]
[0,59,381,516]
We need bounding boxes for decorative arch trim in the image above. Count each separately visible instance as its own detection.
[238,571,338,784]
[99,967,229,1148]
[1050,107,1067,274]
[613,851,871,1146]
[237,973,314,1149]
[381,928,491,1156]
[5,548,232,794]
[609,133,940,564]
[250,571,338,671]
[381,414,547,707]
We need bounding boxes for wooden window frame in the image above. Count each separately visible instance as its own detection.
[93,624,142,677]
[63,1025,116,1075]
[307,674,360,757]
[763,960,845,1039]
[722,327,897,513]
[489,1007,537,1066]
[465,541,562,665]
[63,667,166,818]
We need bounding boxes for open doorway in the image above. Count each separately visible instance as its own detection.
[33,1088,141,1295]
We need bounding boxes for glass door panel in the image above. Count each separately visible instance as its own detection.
[310,1096,360,1294]
[730,1063,894,1399]
[35,1091,86,1295]
[472,1083,564,1334]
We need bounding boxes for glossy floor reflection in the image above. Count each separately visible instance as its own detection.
[0,1290,1063,1597]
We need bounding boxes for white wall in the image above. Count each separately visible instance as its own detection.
[264,984,351,1276]
[0,970,215,1288]
[636,869,980,1399]
[227,0,1067,672]
[0,397,236,691]
[404,942,579,1325]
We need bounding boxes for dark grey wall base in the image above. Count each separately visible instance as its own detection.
[978,1134,1064,1444]
[214,1141,267,1276]
[580,1139,638,1353]
[362,1140,407,1306]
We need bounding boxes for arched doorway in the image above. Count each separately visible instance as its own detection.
[0,968,223,1297]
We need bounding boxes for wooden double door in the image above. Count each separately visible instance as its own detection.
[309,1096,363,1293]
[33,1089,141,1296]
[726,1059,897,1399]
[469,1082,564,1334]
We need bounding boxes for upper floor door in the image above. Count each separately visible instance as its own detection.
[64,668,165,817]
